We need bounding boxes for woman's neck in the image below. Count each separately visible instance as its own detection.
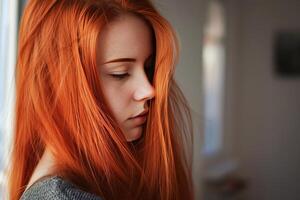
[25,147,56,191]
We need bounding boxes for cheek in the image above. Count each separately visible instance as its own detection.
[102,82,132,122]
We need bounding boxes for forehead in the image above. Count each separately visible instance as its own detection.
[97,13,154,63]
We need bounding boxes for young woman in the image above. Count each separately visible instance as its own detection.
[8,0,195,199]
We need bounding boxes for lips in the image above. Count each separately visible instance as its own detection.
[130,110,149,119]
[129,113,148,126]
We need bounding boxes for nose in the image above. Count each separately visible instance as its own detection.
[133,71,155,102]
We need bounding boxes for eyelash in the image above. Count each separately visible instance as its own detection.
[110,65,154,80]
[111,73,129,80]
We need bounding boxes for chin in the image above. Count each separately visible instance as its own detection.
[125,126,143,142]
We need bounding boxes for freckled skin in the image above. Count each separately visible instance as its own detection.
[97,14,155,142]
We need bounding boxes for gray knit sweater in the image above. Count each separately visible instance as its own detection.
[20,176,103,200]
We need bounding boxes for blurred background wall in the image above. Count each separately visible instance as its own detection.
[156,0,300,199]
[226,0,300,199]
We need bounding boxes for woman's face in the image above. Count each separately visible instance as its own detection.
[97,14,155,142]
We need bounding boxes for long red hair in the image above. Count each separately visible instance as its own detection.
[8,0,194,199]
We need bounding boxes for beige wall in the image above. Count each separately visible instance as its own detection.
[227,0,300,199]
[144,0,300,199]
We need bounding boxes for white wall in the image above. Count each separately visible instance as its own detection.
[0,0,18,199]
[153,1,205,199]
[227,0,300,199]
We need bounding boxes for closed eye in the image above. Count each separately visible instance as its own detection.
[110,73,129,80]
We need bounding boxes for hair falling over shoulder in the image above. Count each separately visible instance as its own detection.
[7,0,195,199]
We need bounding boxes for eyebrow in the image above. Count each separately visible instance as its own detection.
[103,58,136,64]
[102,54,154,65]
